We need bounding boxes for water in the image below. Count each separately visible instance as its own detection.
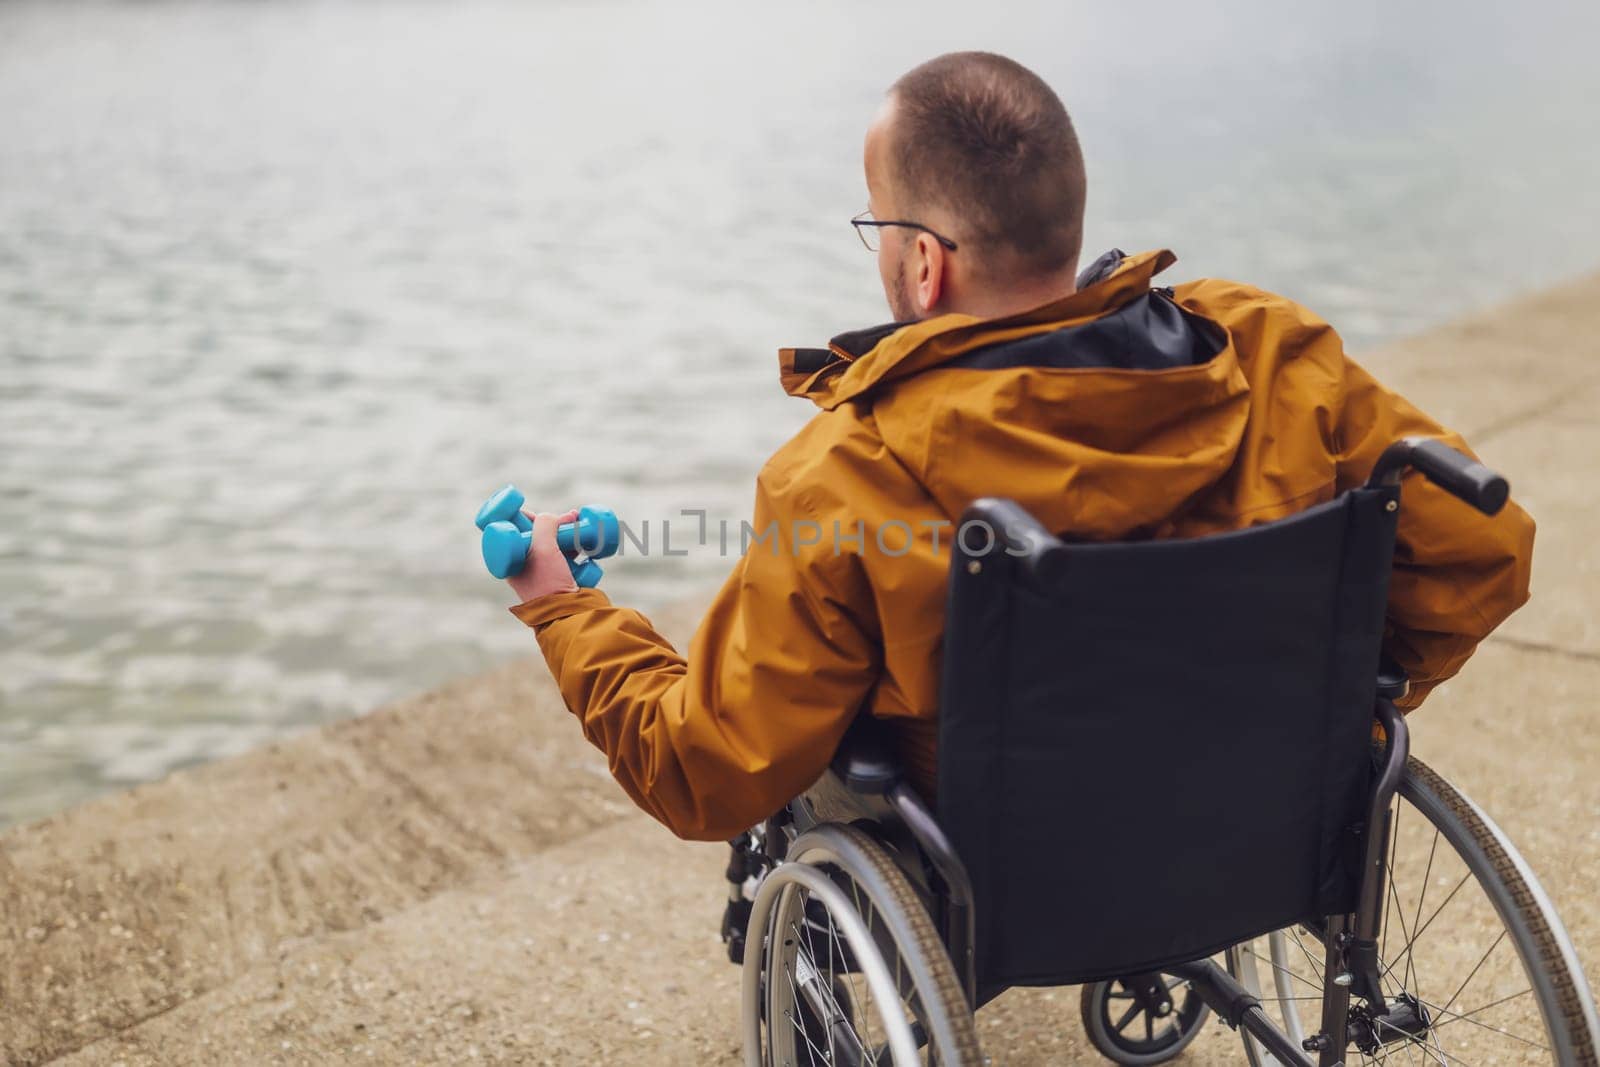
[2,0,1598,826]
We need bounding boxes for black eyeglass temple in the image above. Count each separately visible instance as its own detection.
[850,217,958,251]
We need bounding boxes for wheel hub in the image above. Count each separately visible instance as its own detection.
[1124,973,1175,1019]
[1348,992,1432,1055]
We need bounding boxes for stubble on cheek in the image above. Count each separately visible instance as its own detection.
[887,254,916,322]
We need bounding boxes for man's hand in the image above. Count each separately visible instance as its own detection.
[507,508,580,604]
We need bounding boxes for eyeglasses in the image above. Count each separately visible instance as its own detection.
[850,209,959,253]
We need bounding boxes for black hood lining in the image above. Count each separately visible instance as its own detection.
[945,290,1226,374]
[830,319,916,359]
[825,248,1127,361]
[788,347,839,374]
[793,250,1206,379]
[788,320,914,376]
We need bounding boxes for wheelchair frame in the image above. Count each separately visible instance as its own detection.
[735,437,1592,1066]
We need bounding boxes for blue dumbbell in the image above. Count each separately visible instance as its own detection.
[474,485,620,585]
[474,486,621,559]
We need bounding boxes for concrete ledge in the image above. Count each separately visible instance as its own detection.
[0,603,707,1065]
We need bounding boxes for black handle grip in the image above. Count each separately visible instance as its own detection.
[1405,437,1509,515]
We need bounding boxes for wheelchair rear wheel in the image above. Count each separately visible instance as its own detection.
[742,822,982,1066]
[1227,756,1599,1066]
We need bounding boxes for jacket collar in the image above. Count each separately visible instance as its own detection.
[777,249,1180,410]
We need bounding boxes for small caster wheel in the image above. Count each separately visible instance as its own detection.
[1081,973,1210,1064]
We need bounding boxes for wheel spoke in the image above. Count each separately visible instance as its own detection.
[784,956,828,1067]
[1382,872,1470,985]
[1368,1029,1413,1067]
[1413,1024,1447,1067]
[1394,1032,1429,1067]
[1242,944,1324,994]
[1424,1017,1452,1067]
[1430,987,1531,1029]
[848,878,874,1057]
[1373,1017,1476,1067]
[1386,856,1416,976]
[1437,930,1505,1019]
[1287,925,1325,983]
[1383,800,1403,961]
[1113,1001,1141,1034]
[821,909,839,1066]
[791,913,868,1064]
[823,903,860,1026]
[1415,993,1551,1052]
[1404,829,1441,995]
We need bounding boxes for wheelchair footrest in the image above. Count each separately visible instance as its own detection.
[722,897,752,965]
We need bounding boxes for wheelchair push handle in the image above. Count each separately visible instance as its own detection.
[1368,436,1509,516]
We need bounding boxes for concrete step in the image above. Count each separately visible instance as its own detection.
[1,599,707,1066]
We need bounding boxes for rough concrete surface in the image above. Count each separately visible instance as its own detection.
[3,273,1598,1065]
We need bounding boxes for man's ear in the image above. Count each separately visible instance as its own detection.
[914,232,945,314]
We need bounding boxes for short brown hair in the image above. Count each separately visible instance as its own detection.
[888,52,1086,279]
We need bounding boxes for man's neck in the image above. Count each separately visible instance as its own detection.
[942,266,1080,321]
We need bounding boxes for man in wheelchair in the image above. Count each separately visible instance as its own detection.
[505,52,1591,1066]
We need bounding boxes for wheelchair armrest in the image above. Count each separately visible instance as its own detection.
[1376,655,1410,702]
[829,716,903,795]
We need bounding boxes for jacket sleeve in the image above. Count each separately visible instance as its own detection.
[508,473,881,841]
[1332,357,1535,709]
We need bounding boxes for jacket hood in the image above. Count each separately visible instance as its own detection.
[776,249,1254,539]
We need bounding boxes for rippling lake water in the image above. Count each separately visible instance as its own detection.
[2,0,1598,824]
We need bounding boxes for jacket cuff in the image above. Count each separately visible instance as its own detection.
[509,587,612,629]
[1394,678,1434,712]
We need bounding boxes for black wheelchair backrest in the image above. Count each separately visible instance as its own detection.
[937,488,1400,988]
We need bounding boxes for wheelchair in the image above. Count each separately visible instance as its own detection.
[726,437,1600,1066]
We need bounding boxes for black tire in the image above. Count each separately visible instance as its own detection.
[743,822,984,1066]
[1080,976,1211,1064]
[1228,755,1600,1066]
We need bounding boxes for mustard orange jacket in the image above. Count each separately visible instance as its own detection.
[511,249,1534,842]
